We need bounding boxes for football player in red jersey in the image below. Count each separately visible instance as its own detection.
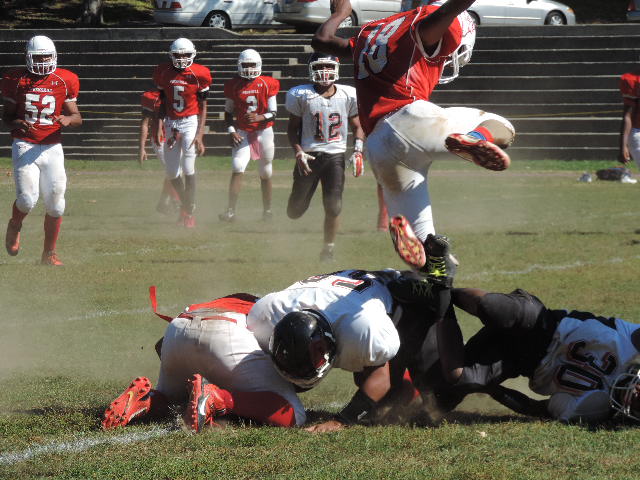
[219,49,280,223]
[102,291,306,431]
[152,38,212,228]
[2,35,82,266]
[619,71,640,166]
[312,0,516,271]
[139,89,181,216]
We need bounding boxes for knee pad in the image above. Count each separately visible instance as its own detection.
[479,118,515,148]
[259,162,272,180]
[15,193,37,213]
[324,196,342,218]
[44,196,65,217]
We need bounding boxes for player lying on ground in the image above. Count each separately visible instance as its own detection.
[102,291,306,431]
[312,0,515,272]
[390,235,640,424]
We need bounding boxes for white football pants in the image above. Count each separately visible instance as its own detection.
[155,314,306,426]
[163,115,198,178]
[12,139,66,217]
[366,101,515,241]
[629,127,640,169]
[231,127,274,179]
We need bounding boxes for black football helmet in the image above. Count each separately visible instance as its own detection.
[610,364,640,422]
[268,309,337,389]
[308,52,340,86]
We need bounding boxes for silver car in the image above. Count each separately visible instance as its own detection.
[275,0,401,28]
[153,0,279,29]
[401,0,576,25]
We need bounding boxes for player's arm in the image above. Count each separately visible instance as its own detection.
[347,114,365,177]
[245,95,278,125]
[2,98,30,134]
[417,0,476,54]
[139,112,151,165]
[192,90,208,155]
[619,103,635,165]
[305,363,392,433]
[55,100,82,128]
[287,113,313,176]
[224,98,243,147]
[311,0,353,58]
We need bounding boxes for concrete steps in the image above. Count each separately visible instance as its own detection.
[0,24,634,161]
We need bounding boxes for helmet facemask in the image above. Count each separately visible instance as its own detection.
[26,36,57,76]
[169,38,196,70]
[309,60,339,86]
[438,10,476,85]
[610,364,640,422]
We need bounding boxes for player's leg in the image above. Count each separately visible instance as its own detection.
[39,144,66,266]
[258,127,275,220]
[318,152,346,262]
[286,154,321,219]
[376,183,389,232]
[220,130,250,222]
[178,118,198,227]
[629,127,640,169]
[163,120,186,219]
[6,141,40,256]
[154,143,179,215]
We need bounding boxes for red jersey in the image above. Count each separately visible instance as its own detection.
[350,6,463,135]
[1,67,80,144]
[152,62,212,120]
[620,72,640,129]
[141,90,165,145]
[224,75,280,132]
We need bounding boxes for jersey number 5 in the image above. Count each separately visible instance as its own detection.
[357,17,404,80]
[172,85,185,112]
[24,93,56,125]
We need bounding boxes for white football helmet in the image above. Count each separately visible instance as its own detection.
[439,10,476,85]
[26,35,57,76]
[238,49,262,79]
[169,38,196,69]
[309,52,340,86]
[610,364,640,422]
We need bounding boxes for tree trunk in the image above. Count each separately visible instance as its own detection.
[79,0,104,26]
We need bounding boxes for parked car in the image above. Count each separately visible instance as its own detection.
[274,0,401,28]
[153,0,279,29]
[400,0,576,25]
[629,0,640,21]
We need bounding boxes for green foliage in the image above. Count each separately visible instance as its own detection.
[1,160,640,478]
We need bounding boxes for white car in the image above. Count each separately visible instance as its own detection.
[629,0,640,21]
[401,0,576,25]
[153,0,279,29]
[274,0,401,28]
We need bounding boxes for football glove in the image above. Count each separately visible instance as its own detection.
[296,151,315,176]
[348,151,364,178]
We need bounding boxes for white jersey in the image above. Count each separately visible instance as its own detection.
[285,83,358,154]
[247,269,401,373]
[530,312,640,422]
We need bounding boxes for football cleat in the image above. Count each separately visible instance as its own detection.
[183,374,228,433]
[387,276,436,304]
[262,209,273,222]
[319,244,334,263]
[389,215,426,270]
[183,214,196,228]
[423,234,456,287]
[218,209,236,223]
[102,377,152,430]
[41,250,63,266]
[445,133,510,171]
[5,220,20,256]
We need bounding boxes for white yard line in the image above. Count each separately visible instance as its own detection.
[0,427,175,466]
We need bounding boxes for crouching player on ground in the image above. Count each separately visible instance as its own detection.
[102,291,306,431]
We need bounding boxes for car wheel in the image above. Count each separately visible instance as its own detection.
[468,11,480,26]
[204,11,231,29]
[544,11,566,25]
[339,13,357,28]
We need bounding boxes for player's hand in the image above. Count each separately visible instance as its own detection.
[304,419,346,433]
[296,151,315,176]
[167,129,181,150]
[193,136,205,156]
[11,119,31,135]
[139,148,147,165]
[230,132,243,147]
[53,115,72,127]
[330,0,352,17]
[619,146,631,165]
[348,151,364,177]
[244,112,261,124]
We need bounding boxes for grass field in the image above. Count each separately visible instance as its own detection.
[1,157,640,479]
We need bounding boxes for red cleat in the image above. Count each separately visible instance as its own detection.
[389,215,426,270]
[183,214,196,228]
[182,374,228,433]
[445,133,510,171]
[102,377,152,430]
[41,250,63,266]
[5,220,20,256]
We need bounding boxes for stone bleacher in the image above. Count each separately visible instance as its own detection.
[0,24,637,161]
